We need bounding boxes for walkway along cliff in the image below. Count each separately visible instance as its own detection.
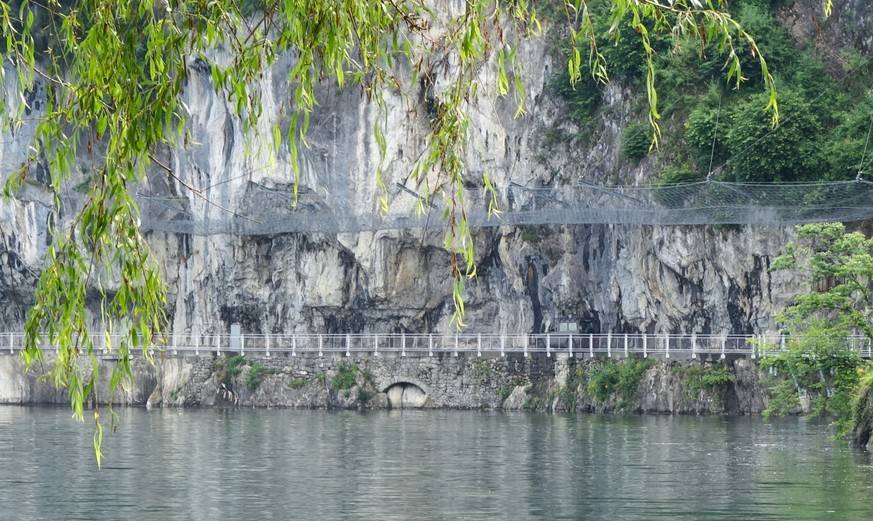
[1,332,867,421]
[0,351,771,414]
[0,339,810,422]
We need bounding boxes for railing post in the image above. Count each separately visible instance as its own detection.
[751,336,757,360]
[346,334,351,357]
[173,334,179,356]
[665,334,670,359]
[643,333,648,358]
[721,335,726,360]
[265,335,270,358]
[374,334,378,357]
[8,332,13,354]
[624,334,628,358]
[318,334,323,357]
[292,335,297,357]
[454,334,459,357]
[780,334,786,352]
[240,335,245,356]
[607,332,612,358]
[215,334,221,357]
[477,334,482,357]
[589,334,594,359]
[568,335,573,357]
[524,335,528,358]
[402,333,406,357]
[691,333,696,359]
[500,335,505,357]
[546,334,551,358]
[428,334,433,357]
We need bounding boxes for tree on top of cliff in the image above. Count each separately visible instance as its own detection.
[0,0,819,463]
[773,223,873,339]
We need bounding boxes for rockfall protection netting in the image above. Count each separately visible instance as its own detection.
[136,179,873,235]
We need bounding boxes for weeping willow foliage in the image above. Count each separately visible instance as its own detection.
[0,0,807,462]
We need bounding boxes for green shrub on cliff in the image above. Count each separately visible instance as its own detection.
[226,355,247,378]
[287,377,307,390]
[586,358,654,407]
[673,364,735,400]
[213,355,248,390]
[558,370,583,412]
[245,363,269,391]
[621,122,651,163]
[721,90,823,182]
[214,355,272,391]
[656,164,701,187]
[331,363,359,391]
[550,0,872,187]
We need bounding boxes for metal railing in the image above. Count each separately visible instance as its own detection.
[1,332,871,359]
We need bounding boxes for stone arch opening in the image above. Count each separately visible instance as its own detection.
[383,382,428,409]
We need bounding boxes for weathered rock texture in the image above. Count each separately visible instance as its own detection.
[0,1,871,339]
[852,380,873,450]
[0,353,776,416]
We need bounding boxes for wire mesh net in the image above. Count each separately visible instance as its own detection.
[137,179,873,235]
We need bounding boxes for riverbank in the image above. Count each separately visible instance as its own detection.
[0,353,779,415]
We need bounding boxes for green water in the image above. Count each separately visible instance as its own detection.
[0,407,871,520]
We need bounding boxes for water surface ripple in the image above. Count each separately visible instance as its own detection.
[0,408,871,520]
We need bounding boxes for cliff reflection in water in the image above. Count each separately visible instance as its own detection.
[0,408,871,520]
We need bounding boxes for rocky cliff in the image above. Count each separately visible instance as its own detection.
[0,352,773,417]
[853,378,873,449]
[1,0,871,340]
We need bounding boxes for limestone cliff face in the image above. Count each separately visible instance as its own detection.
[0,0,870,337]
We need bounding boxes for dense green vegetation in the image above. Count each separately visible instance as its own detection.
[331,363,359,392]
[329,362,377,404]
[552,0,873,184]
[214,355,272,391]
[555,360,737,412]
[213,355,246,390]
[584,358,655,407]
[672,364,735,400]
[245,362,269,391]
[225,355,247,378]
[766,223,873,434]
